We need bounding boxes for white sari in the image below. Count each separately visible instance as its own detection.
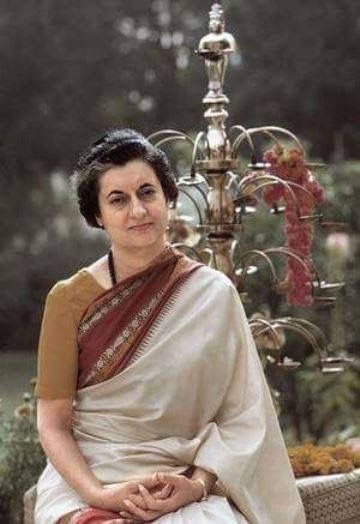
[35,266,305,524]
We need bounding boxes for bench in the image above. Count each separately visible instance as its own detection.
[24,469,360,524]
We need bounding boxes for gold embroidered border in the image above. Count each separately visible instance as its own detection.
[83,290,164,385]
[78,276,146,339]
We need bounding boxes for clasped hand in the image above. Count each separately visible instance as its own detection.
[97,471,204,522]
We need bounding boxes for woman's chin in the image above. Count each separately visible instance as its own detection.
[122,232,166,250]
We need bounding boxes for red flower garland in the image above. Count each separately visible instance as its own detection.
[262,146,326,306]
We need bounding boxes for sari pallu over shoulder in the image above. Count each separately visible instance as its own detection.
[77,244,203,389]
[35,265,305,524]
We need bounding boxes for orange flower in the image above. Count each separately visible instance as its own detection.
[337,459,354,474]
[287,443,356,477]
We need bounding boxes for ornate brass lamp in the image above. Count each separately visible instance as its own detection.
[149,2,354,373]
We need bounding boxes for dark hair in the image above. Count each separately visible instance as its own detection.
[72,128,178,228]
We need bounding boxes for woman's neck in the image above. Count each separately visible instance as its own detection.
[111,240,168,281]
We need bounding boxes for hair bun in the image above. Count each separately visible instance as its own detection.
[77,128,149,170]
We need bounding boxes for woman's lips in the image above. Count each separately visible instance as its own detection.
[129,223,153,231]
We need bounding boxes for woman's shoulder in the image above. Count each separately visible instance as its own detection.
[188,264,238,304]
[48,269,89,294]
[46,266,104,305]
[195,264,237,292]
[182,264,245,325]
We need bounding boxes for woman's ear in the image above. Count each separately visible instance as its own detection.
[95,215,104,229]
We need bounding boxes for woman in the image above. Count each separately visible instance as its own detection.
[35,128,305,523]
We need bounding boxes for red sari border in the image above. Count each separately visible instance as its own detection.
[77,245,202,389]
[69,507,119,523]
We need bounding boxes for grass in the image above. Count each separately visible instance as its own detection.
[0,351,36,420]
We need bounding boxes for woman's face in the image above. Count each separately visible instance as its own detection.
[96,159,168,252]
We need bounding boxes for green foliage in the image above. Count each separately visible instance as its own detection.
[281,354,360,444]
[236,161,360,443]
[0,400,45,523]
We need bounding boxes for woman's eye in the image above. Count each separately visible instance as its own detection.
[140,188,156,199]
[110,196,127,206]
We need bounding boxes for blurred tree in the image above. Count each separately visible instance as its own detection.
[230,0,360,160]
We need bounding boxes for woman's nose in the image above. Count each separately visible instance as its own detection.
[129,196,147,218]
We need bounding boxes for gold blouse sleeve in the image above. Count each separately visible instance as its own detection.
[35,281,78,399]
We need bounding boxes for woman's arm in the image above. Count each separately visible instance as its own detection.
[37,398,104,505]
[37,398,161,513]
[191,466,217,498]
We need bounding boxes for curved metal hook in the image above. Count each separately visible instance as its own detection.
[176,186,204,225]
[251,316,329,367]
[249,318,284,350]
[191,131,208,175]
[265,247,320,289]
[147,130,204,158]
[237,249,279,286]
[278,317,328,351]
[245,126,305,154]
[187,183,210,219]
[271,321,324,359]
[177,176,210,222]
[229,125,255,157]
[264,248,314,277]
[148,129,189,141]
[171,243,203,261]
[239,173,302,218]
[286,180,317,208]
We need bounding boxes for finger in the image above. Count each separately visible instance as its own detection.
[138,484,171,512]
[151,470,166,488]
[139,474,165,490]
[123,499,160,521]
[118,511,142,522]
[132,492,146,505]
[132,478,162,493]
[127,493,148,510]
[138,484,163,511]
[157,472,181,486]
[118,511,134,518]
[161,483,174,497]
[153,483,173,499]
